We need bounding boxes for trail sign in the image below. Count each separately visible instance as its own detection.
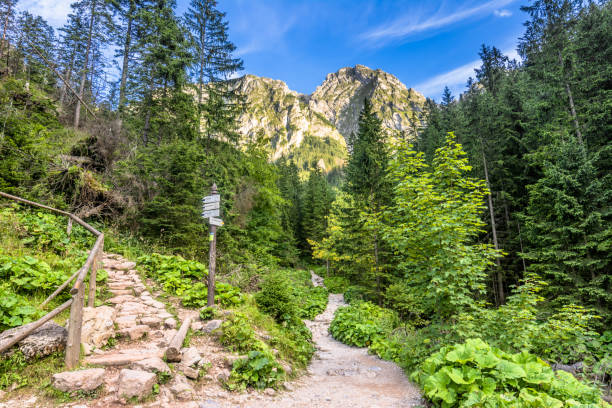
[203,202,220,211]
[204,183,221,307]
[209,217,224,227]
[202,209,220,218]
[203,194,220,203]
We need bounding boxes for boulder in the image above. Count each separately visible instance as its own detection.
[140,316,162,328]
[164,318,177,329]
[117,369,157,400]
[181,347,202,367]
[51,368,105,392]
[176,363,199,380]
[130,357,170,374]
[191,321,203,332]
[115,261,136,271]
[115,315,138,330]
[216,368,231,382]
[202,320,223,333]
[18,322,67,360]
[168,374,194,400]
[80,306,116,349]
[118,325,150,341]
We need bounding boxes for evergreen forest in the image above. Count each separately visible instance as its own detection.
[0,0,610,406]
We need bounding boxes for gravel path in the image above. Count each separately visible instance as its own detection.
[231,272,424,408]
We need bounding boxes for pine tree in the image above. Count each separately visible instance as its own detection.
[113,0,149,110]
[130,0,195,143]
[69,0,114,128]
[522,138,611,323]
[13,12,56,87]
[184,0,243,141]
[301,167,332,250]
[0,0,17,70]
[344,99,393,303]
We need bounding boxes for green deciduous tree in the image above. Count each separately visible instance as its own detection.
[383,133,499,319]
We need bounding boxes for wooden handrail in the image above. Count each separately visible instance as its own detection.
[0,191,104,368]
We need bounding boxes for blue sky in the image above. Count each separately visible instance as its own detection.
[20,0,527,100]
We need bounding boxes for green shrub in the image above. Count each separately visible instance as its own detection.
[0,255,69,293]
[294,286,328,319]
[323,276,350,294]
[226,350,284,390]
[0,284,40,329]
[411,338,609,408]
[456,275,601,365]
[255,272,297,323]
[137,253,207,295]
[329,301,398,347]
[343,285,372,304]
[181,282,243,309]
[199,307,216,321]
[215,283,244,307]
[220,312,265,354]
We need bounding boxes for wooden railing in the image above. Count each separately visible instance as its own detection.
[0,191,104,368]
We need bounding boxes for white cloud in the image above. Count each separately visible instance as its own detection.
[494,9,513,17]
[231,1,301,57]
[17,0,72,27]
[414,48,520,99]
[360,0,516,46]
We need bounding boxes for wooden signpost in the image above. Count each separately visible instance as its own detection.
[203,183,223,306]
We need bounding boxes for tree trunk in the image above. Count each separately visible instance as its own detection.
[59,51,76,109]
[118,0,135,110]
[557,51,583,145]
[374,232,381,306]
[0,1,11,63]
[74,0,97,129]
[482,148,504,304]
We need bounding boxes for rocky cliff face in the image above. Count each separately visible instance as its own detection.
[232,65,426,170]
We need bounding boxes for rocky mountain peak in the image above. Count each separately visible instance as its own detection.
[231,66,427,175]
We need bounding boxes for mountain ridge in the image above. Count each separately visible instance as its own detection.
[231,65,427,173]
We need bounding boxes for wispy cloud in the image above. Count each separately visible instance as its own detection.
[360,0,516,46]
[414,48,519,99]
[231,0,301,57]
[494,9,513,17]
[17,0,72,27]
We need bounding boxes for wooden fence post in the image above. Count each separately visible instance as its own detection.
[66,217,73,236]
[88,235,103,308]
[65,283,85,368]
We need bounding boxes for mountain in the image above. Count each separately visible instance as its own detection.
[232,65,427,175]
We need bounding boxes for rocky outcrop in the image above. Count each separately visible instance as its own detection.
[51,368,105,393]
[18,321,67,360]
[80,306,116,351]
[310,65,426,140]
[228,65,426,172]
[117,369,157,400]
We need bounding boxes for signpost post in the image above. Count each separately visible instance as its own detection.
[203,183,223,307]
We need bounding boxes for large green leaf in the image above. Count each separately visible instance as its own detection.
[495,360,526,379]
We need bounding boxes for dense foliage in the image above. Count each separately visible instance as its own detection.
[412,338,608,408]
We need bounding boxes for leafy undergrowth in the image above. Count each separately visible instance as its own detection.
[0,205,107,330]
[329,301,398,347]
[220,268,327,390]
[412,338,610,408]
[329,275,612,406]
[323,275,350,294]
[219,295,315,391]
[138,258,321,391]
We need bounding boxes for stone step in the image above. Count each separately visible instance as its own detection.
[110,289,133,296]
[85,350,163,367]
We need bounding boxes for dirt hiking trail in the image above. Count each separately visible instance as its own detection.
[223,271,424,408]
